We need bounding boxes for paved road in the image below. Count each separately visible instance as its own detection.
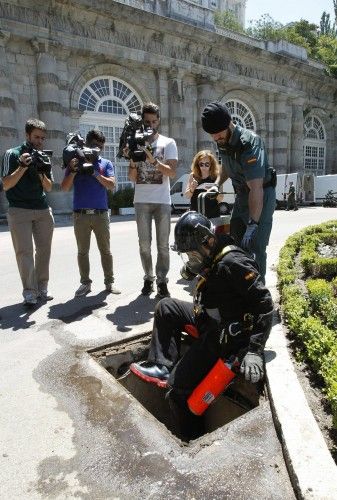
[0,207,336,499]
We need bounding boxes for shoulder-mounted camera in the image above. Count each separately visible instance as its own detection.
[117,113,154,162]
[62,132,100,175]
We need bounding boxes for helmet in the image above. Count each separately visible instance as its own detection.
[174,211,215,253]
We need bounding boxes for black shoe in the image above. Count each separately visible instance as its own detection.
[141,280,154,295]
[157,282,170,298]
[130,362,170,388]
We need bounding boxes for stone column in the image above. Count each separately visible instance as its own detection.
[0,30,17,215]
[31,38,65,184]
[273,95,290,173]
[196,77,216,153]
[155,68,169,138]
[265,94,275,169]
[0,31,17,152]
[289,98,305,174]
[167,68,188,173]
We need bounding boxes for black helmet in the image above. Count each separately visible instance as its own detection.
[174,211,215,253]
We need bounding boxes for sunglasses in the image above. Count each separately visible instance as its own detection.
[199,162,210,167]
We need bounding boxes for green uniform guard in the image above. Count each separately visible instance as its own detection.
[201,102,276,281]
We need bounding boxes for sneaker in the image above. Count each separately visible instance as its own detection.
[24,293,37,307]
[141,280,154,295]
[38,290,54,301]
[157,282,170,298]
[75,283,91,297]
[105,283,121,294]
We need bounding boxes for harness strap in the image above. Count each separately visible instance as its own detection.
[195,245,236,292]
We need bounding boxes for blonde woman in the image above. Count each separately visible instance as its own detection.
[185,150,222,218]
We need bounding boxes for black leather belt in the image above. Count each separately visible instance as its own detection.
[74,209,108,215]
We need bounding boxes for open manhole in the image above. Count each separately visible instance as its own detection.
[89,333,266,441]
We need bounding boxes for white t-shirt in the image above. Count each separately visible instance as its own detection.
[133,134,178,205]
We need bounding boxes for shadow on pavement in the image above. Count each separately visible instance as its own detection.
[48,291,108,323]
[106,294,157,332]
[264,350,277,363]
[0,302,42,330]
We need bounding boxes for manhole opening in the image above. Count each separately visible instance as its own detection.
[89,333,266,442]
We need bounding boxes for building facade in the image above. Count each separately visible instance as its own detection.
[0,0,336,213]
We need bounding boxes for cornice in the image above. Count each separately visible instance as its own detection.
[0,1,336,101]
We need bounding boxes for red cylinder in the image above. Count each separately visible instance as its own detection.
[187,359,235,415]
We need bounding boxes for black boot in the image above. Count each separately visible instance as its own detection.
[130,362,170,388]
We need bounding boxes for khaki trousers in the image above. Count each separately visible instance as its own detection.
[7,207,54,299]
[73,211,113,285]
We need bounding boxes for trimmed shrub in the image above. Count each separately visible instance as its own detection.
[278,220,337,428]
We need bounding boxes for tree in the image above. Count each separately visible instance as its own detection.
[316,34,337,76]
[320,11,337,36]
[214,10,244,33]
[246,14,283,41]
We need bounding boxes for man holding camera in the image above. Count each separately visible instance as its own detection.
[1,118,54,306]
[128,102,178,298]
[201,102,276,282]
[61,129,120,297]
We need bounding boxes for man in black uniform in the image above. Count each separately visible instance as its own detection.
[131,211,273,440]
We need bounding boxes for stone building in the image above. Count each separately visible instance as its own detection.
[0,0,336,213]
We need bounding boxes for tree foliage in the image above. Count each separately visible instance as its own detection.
[245,14,283,40]
[214,10,244,33]
[214,5,337,78]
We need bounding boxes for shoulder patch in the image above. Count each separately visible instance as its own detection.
[244,271,256,280]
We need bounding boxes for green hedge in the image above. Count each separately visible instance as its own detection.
[277,220,337,428]
[107,186,134,210]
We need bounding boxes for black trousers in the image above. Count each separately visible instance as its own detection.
[148,298,223,393]
[148,297,227,440]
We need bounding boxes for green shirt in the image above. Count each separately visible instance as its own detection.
[219,125,271,193]
[1,142,52,209]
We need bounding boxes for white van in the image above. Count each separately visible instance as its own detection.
[170,174,235,213]
[275,172,315,208]
[170,174,190,212]
[315,174,337,203]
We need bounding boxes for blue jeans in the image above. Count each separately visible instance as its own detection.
[134,203,171,284]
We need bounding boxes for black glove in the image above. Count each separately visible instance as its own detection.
[241,219,258,252]
[240,352,264,383]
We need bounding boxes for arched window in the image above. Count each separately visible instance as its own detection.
[78,77,142,190]
[303,116,326,175]
[225,99,256,130]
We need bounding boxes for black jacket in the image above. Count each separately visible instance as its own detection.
[197,235,273,355]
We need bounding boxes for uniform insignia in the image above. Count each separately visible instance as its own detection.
[247,157,257,164]
[244,271,256,280]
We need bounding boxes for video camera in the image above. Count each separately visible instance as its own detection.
[62,132,100,175]
[22,144,53,175]
[117,113,154,162]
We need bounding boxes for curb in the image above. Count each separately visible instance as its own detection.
[265,319,337,499]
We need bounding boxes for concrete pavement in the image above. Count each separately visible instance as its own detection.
[0,207,336,498]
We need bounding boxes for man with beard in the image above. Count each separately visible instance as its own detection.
[1,118,54,306]
[128,102,178,298]
[201,102,276,281]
